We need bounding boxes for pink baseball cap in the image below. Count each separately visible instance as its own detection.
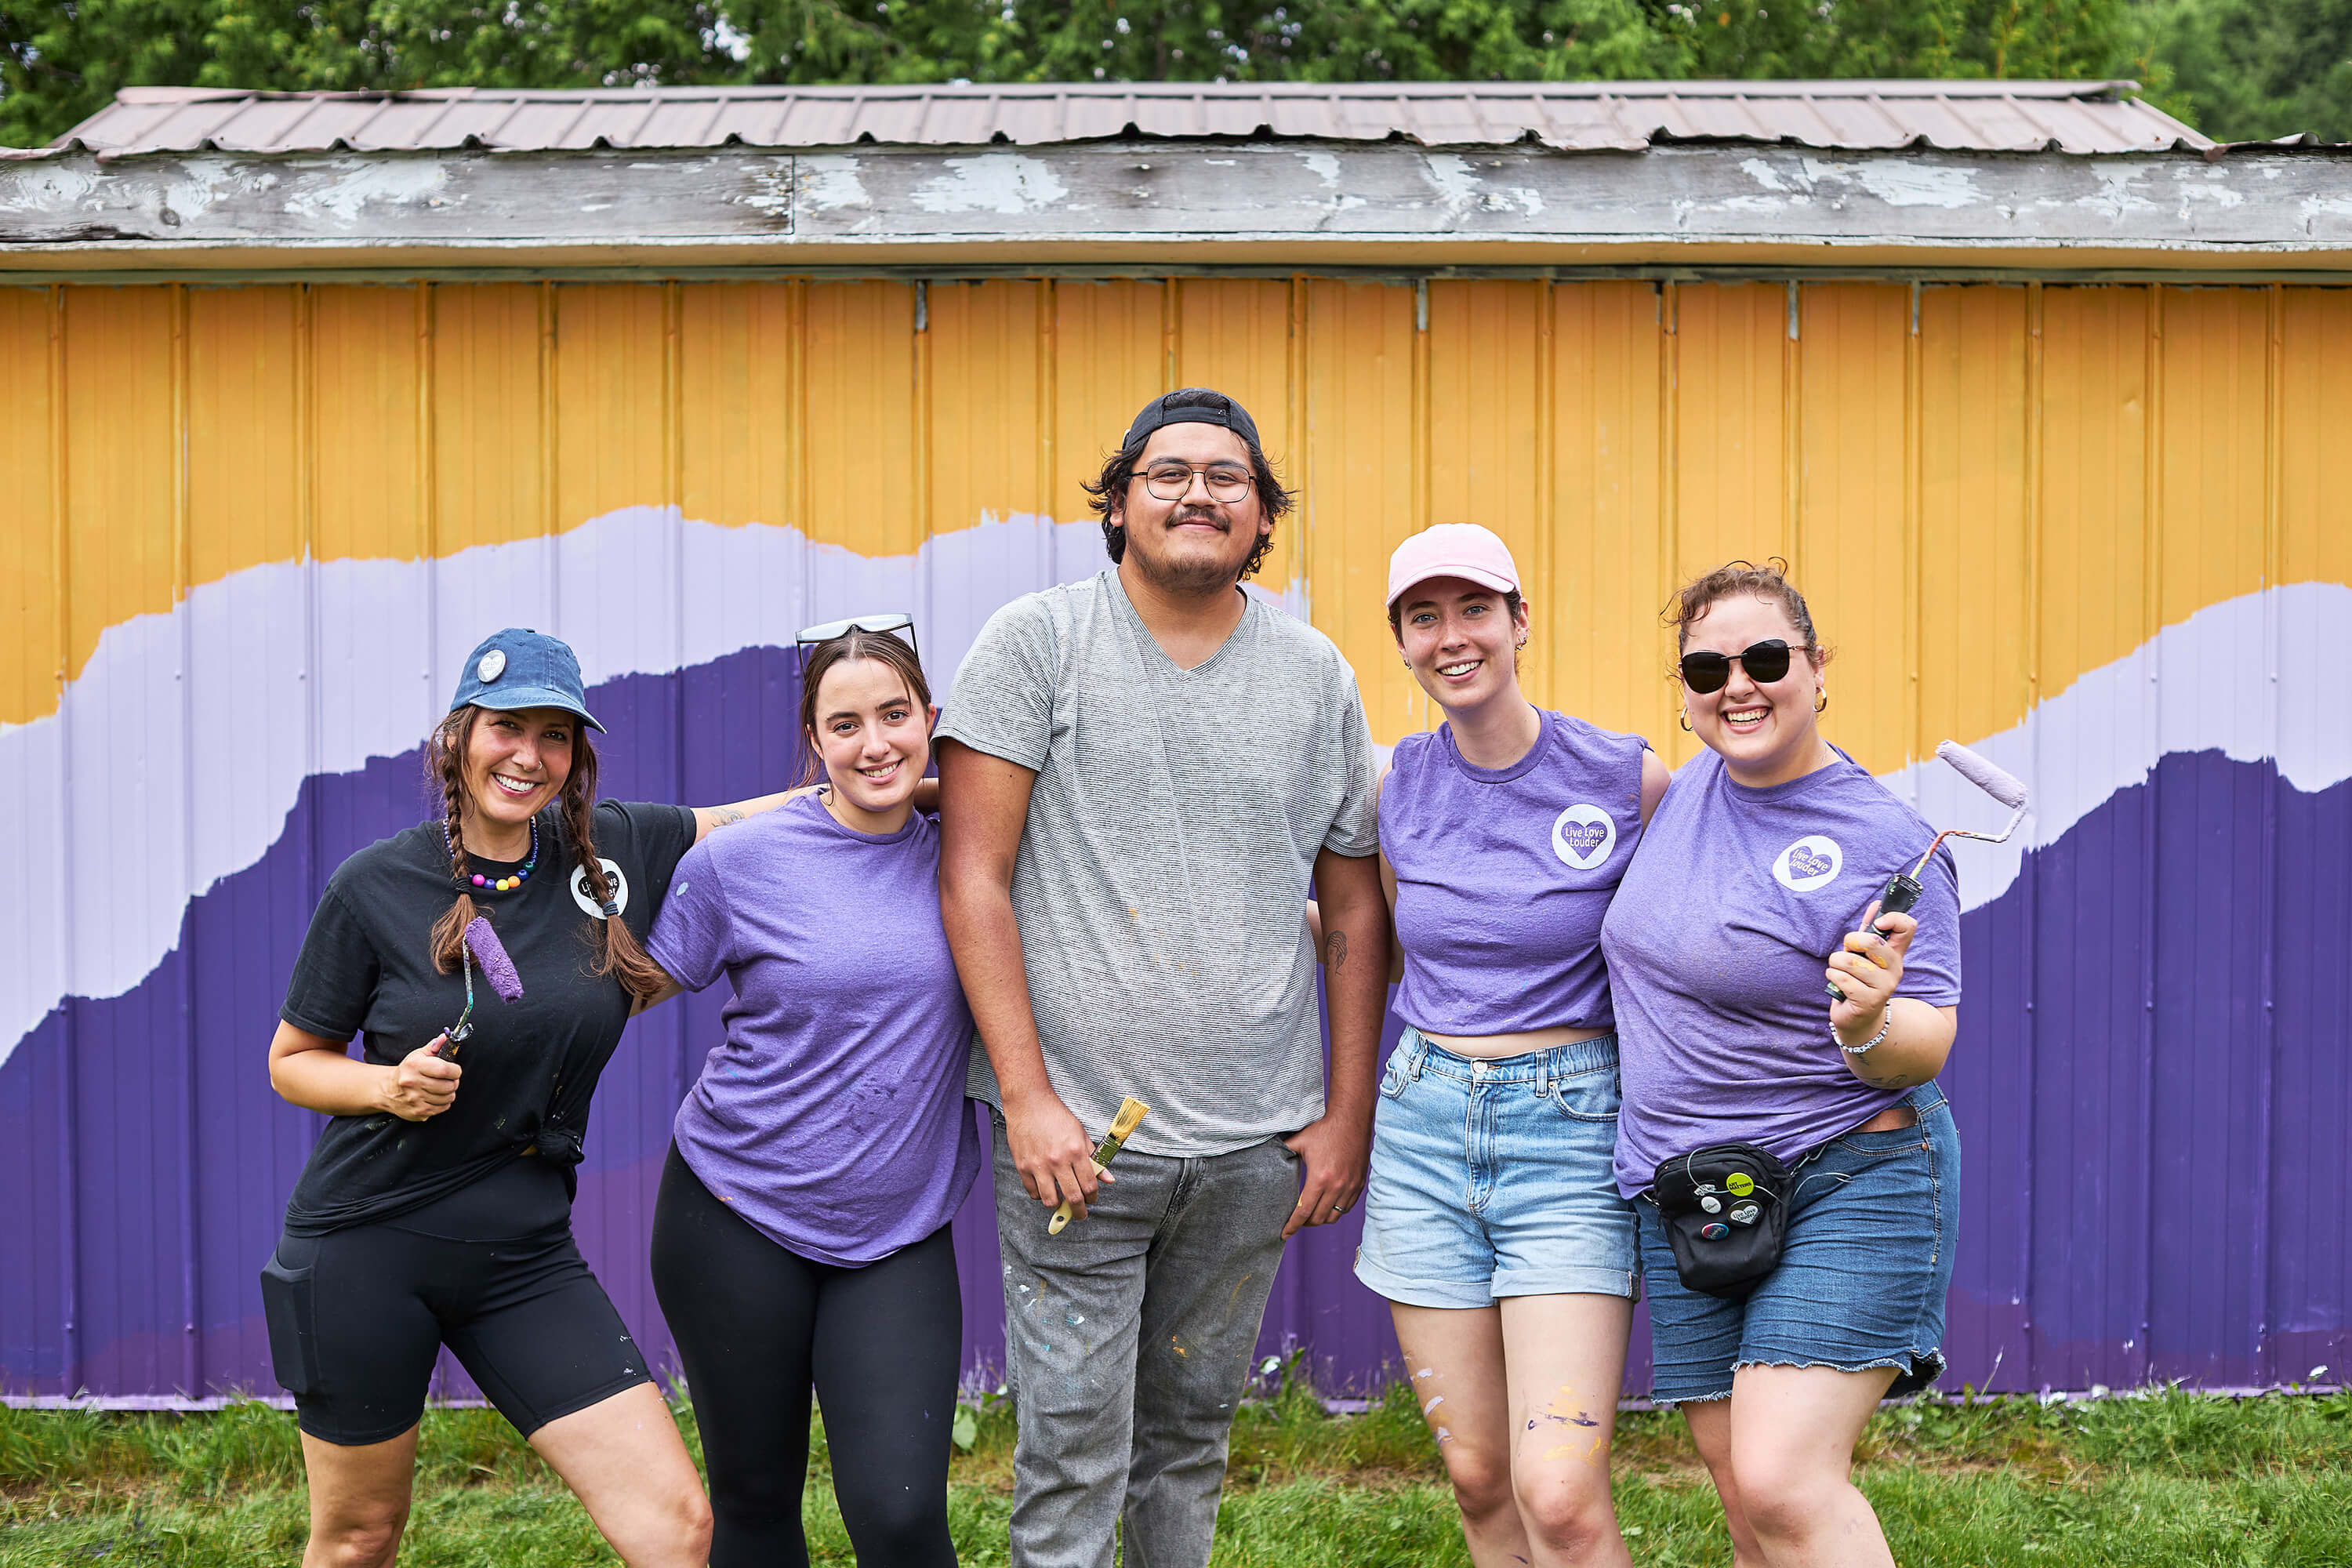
[1385,524,1522,608]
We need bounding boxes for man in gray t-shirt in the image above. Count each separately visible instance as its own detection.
[938,388,1388,1568]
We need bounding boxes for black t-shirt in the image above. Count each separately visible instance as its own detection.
[278,799,696,1237]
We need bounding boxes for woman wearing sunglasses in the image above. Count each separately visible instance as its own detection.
[262,626,811,1568]
[645,618,976,1568]
[1599,561,1962,1568]
[1341,524,1668,1568]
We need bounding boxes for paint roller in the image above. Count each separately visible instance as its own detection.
[1049,1097,1149,1236]
[445,915,524,1058]
[1828,740,2029,1000]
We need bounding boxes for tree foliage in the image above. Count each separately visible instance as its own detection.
[2128,0,2352,141]
[0,0,2335,150]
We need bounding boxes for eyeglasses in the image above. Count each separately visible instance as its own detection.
[1678,639,1799,694]
[797,612,920,662]
[1136,461,1255,504]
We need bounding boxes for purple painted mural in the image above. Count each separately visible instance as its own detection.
[5,646,2349,1405]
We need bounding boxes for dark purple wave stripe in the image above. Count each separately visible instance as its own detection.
[5,662,2347,1399]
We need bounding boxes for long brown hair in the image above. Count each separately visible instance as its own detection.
[796,628,933,790]
[426,706,668,1004]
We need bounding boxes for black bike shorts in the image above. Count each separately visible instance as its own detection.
[260,1203,651,1447]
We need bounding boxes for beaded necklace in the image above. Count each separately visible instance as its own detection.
[445,815,539,892]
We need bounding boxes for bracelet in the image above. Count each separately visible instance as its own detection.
[1838,1007,1893,1055]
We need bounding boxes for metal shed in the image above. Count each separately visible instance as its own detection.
[3,79,2347,1404]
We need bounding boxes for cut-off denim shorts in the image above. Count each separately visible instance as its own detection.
[1635,1083,1961,1406]
[1354,1026,1639,1308]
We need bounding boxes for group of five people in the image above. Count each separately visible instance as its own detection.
[262,385,1962,1568]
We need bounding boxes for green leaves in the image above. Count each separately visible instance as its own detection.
[9,0,2332,154]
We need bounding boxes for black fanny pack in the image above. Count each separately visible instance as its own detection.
[1648,1142,1793,1300]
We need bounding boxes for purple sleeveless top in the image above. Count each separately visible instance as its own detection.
[1383,710,1651,1036]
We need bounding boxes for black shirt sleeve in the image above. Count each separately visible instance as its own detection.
[596,800,698,930]
[281,884,377,1042]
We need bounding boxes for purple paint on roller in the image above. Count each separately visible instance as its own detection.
[463,916,524,1003]
[1936,739,2029,811]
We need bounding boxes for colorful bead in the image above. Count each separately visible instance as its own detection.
[445,817,539,895]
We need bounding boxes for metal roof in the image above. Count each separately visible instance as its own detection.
[47,79,2209,158]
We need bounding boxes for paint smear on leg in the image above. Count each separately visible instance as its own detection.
[1434,1425,1453,1445]
[1424,1396,1445,1415]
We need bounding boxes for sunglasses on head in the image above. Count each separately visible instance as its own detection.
[796,612,920,662]
[1678,639,1799,694]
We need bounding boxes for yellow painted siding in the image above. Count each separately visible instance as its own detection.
[8,277,2347,768]
[0,288,58,724]
[313,285,423,563]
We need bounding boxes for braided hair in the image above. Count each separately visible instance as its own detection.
[426,705,668,1004]
[426,707,483,976]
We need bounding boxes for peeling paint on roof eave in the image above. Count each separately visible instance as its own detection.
[11,231,2352,256]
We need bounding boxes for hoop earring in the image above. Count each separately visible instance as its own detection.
[1678,711,1693,733]
[1814,689,1829,714]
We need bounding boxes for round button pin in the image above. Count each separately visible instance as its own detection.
[1700,1222,1730,1241]
[477,649,507,682]
[1700,1196,1722,1214]
[1726,1172,1754,1196]
[1729,1203,1760,1225]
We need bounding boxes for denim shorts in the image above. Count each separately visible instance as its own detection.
[1354,1026,1639,1307]
[1636,1083,1961,1406]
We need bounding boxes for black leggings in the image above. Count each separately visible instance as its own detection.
[650,1144,962,1568]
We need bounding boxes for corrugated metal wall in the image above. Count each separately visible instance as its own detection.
[3,275,2347,1401]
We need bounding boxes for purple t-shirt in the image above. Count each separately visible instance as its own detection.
[1385,710,1650,1035]
[648,796,981,1266]
[1600,746,1962,1197]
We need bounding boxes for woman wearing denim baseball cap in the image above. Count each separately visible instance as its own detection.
[1338,524,1668,1568]
[260,627,808,1568]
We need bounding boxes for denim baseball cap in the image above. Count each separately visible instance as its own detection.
[448,628,605,732]
[1120,388,1263,454]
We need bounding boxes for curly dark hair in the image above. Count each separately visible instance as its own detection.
[1661,557,1834,670]
[1080,390,1297,582]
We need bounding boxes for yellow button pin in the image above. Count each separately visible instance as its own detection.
[1726,1172,1755,1197]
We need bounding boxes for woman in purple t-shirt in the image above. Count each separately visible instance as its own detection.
[1341,524,1669,1568]
[644,625,980,1568]
[1600,561,1963,1568]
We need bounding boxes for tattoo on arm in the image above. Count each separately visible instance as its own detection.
[706,806,744,829]
[1325,931,1348,971]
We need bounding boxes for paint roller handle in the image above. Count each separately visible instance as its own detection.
[1828,874,1925,1001]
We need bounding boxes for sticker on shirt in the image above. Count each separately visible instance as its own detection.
[569,858,630,920]
[1552,804,1617,871]
[1773,834,1842,892]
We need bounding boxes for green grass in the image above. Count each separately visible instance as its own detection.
[4,1379,2348,1566]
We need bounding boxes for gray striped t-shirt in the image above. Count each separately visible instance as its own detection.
[936,571,1381,1156]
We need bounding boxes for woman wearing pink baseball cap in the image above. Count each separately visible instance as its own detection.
[1352,524,1668,1566]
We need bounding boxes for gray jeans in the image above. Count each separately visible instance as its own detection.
[992,1116,1298,1568]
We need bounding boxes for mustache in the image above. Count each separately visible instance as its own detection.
[1164,506,1228,529]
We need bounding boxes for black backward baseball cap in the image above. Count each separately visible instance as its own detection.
[1120,389,1263,455]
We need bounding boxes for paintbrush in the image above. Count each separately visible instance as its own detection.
[1049,1097,1149,1236]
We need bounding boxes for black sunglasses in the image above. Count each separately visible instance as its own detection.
[1679,639,1798,694]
